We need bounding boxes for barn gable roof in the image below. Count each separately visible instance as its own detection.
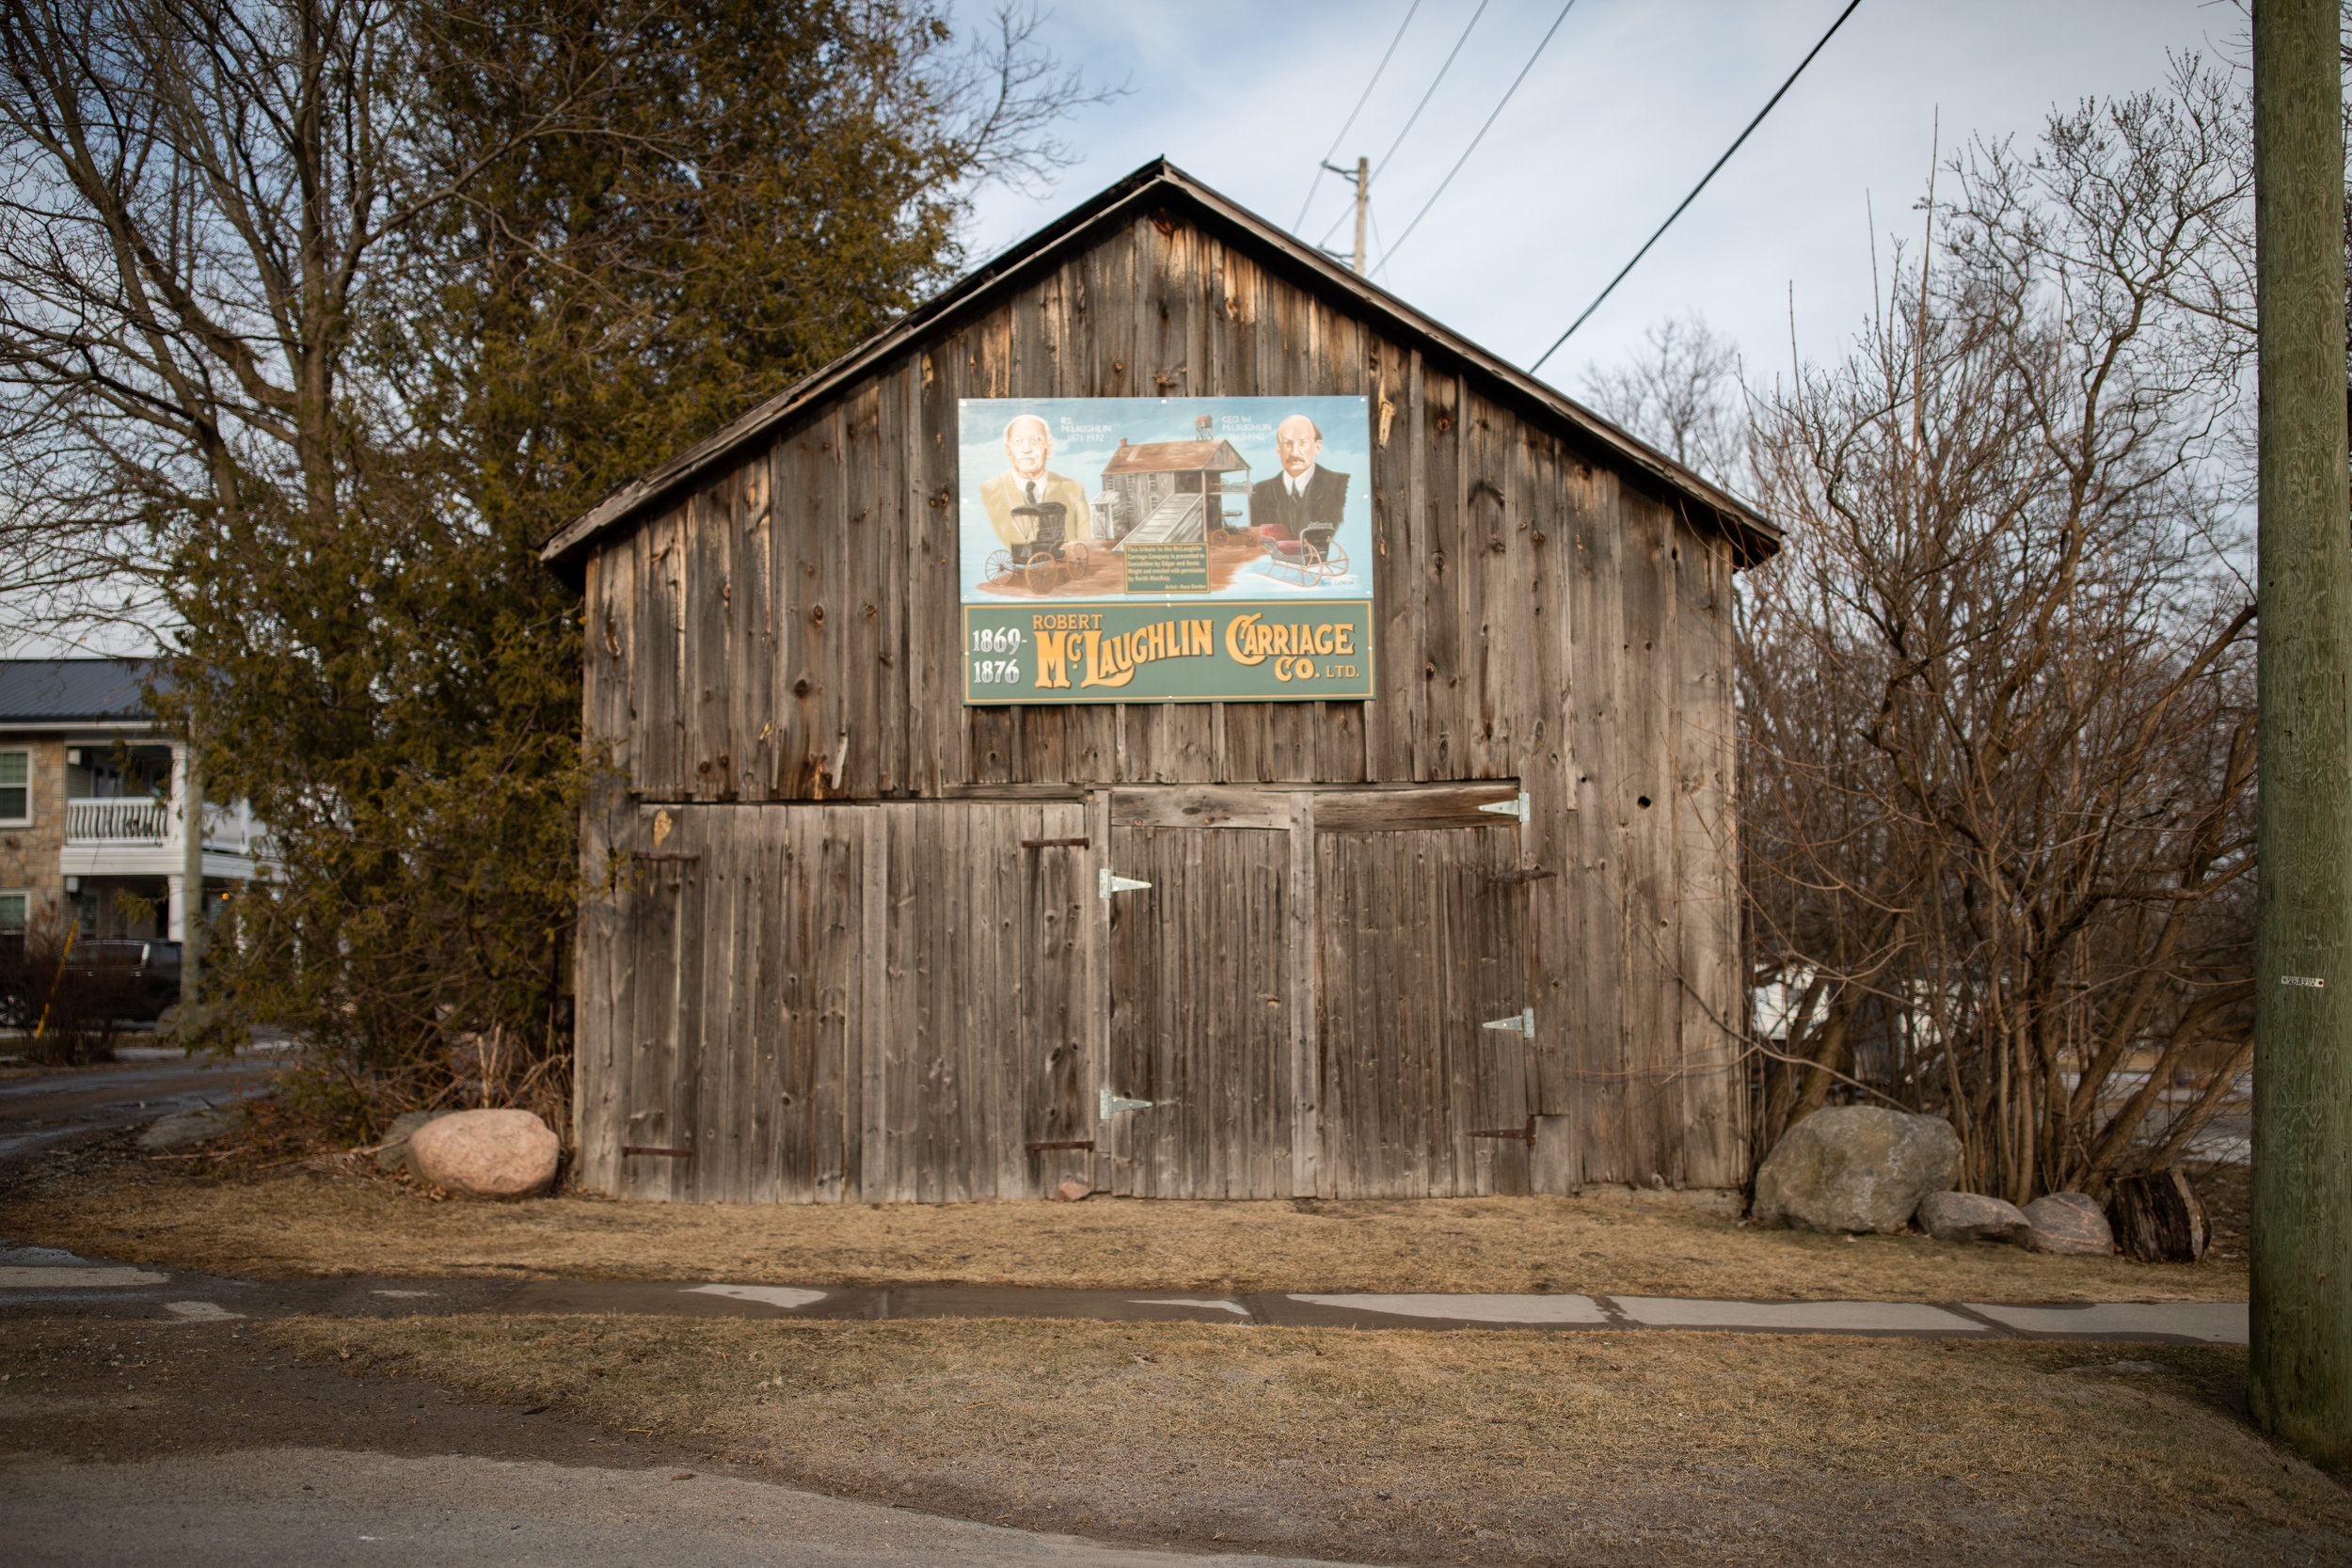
[539,158,1777,572]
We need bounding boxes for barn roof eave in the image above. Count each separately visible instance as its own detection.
[538,158,1781,572]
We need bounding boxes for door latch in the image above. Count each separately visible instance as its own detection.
[1100,1087,1155,1118]
[1477,791,1530,824]
[1483,1007,1535,1040]
[1099,869,1152,899]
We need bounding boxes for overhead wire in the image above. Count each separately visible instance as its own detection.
[1374,0,1581,275]
[1528,0,1866,373]
[1294,0,1426,231]
[1316,0,1493,249]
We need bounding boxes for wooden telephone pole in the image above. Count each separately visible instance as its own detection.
[1321,157,1369,273]
[2251,0,2352,1466]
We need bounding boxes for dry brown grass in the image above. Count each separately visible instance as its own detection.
[7,1153,2248,1303]
[269,1313,2345,1564]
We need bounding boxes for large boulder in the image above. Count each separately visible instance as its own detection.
[1752,1106,1962,1234]
[1916,1189,2030,1243]
[2021,1192,2114,1255]
[405,1108,560,1199]
[375,1109,449,1175]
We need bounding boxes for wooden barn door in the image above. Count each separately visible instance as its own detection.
[868,800,1093,1203]
[1314,788,1534,1199]
[604,807,706,1202]
[1100,788,1297,1198]
[586,800,1093,1205]
[1095,783,1530,1201]
[595,802,876,1204]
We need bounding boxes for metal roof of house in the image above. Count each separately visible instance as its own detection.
[539,159,1778,574]
[0,658,159,724]
[1102,439,1250,476]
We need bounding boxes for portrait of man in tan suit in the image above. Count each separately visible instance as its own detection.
[979,415,1092,548]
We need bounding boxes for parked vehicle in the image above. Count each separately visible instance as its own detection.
[68,939,183,1022]
[0,936,182,1027]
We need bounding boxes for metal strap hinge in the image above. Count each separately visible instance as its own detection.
[1483,1007,1535,1040]
[1478,791,1530,824]
[1100,869,1152,899]
[1099,1087,1155,1118]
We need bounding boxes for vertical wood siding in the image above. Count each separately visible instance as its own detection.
[576,209,1748,1196]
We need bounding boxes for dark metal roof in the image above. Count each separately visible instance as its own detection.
[539,158,1780,572]
[0,658,159,723]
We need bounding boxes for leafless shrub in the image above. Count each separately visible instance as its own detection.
[1738,58,2257,1201]
[0,918,121,1065]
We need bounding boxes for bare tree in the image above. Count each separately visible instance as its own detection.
[0,0,1109,649]
[1580,312,1748,488]
[0,0,1113,1123]
[1739,57,2258,1201]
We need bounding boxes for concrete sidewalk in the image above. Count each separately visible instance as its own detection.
[0,1245,2248,1343]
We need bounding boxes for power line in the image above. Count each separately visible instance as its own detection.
[1529,0,1865,373]
[1317,0,1493,248]
[1294,0,1425,231]
[1375,0,1581,273]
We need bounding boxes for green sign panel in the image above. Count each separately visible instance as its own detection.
[959,395,1374,705]
[963,602,1374,704]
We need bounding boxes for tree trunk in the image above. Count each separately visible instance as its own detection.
[2108,1169,2211,1263]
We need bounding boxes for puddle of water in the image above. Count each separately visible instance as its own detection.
[163,1301,243,1323]
[1128,1298,1250,1316]
[684,1284,827,1310]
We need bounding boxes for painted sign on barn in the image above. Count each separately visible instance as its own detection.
[958,395,1374,703]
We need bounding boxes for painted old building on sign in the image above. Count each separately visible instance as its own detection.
[541,160,1779,1206]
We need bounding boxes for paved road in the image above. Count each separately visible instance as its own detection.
[0,1299,1358,1568]
[0,1053,281,1163]
[0,1245,2250,1343]
[4,1449,1352,1568]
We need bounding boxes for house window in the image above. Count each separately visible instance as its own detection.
[0,751,25,823]
[0,891,25,933]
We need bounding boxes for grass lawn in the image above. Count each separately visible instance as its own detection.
[5,1142,2248,1303]
[268,1312,2344,1565]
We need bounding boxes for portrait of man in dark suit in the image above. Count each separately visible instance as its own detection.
[1248,414,1349,546]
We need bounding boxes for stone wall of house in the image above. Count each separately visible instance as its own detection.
[0,736,68,929]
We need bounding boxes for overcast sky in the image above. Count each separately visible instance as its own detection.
[956,0,2243,401]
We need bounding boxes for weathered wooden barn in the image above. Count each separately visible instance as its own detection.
[541,159,1778,1206]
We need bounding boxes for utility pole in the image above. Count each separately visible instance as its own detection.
[1320,157,1369,273]
[1351,154,1368,276]
[180,740,202,1007]
[2251,0,2352,1467]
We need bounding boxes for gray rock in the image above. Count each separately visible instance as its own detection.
[153,1002,242,1052]
[407,1108,561,1199]
[1752,1106,1963,1234]
[2021,1191,2114,1255]
[375,1110,449,1175]
[137,1105,239,1151]
[1916,1189,2031,1243]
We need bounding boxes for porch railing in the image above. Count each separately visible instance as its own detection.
[63,797,267,856]
[65,796,168,844]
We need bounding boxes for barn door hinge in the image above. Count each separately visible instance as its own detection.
[1478,791,1530,824]
[1100,1087,1156,1118]
[1100,869,1152,899]
[1483,1007,1535,1040]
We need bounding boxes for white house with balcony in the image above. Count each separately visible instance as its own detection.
[0,658,271,943]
